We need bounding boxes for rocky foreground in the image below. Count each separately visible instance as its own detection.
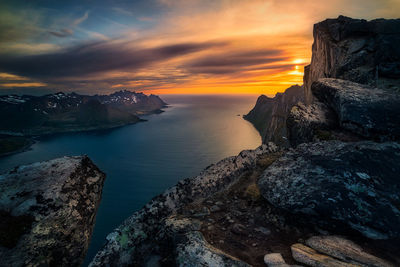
[90,16,400,267]
[0,156,105,266]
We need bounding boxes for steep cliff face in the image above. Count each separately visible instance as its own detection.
[244,85,304,146]
[304,15,400,104]
[0,156,105,266]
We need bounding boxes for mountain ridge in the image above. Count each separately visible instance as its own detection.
[0,90,167,156]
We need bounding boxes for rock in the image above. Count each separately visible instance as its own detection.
[312,78,400,141]
[193,207,210,217]
[231,223,246,235]
[291,243,358,267]
[175,230,249,267]
[210,205,221,212]
[0,156,105,266]
[263,253,301,267]
[90,144,279,266]
[255,227,271,235]
[258,141,400,239]
[162,217,250,267]
[263,253,286,267]
[306,236,394,267]
[287,101,337,146]
[244,85,304,146]
[304,15,400,104]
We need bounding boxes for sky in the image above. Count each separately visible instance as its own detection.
[0,0,399,95]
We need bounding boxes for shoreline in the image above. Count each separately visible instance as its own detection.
[0,107,167,158]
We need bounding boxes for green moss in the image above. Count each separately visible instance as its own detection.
[118,233,129,247]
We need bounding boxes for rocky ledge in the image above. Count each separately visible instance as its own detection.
[259,141,400,240]
[0,156,105,266]
[303,15,400,104]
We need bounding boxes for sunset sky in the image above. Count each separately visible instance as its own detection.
[0,0,399,95]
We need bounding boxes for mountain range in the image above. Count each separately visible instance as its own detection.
[0,90,167,136]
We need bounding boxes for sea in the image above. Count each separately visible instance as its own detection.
[0,94,262,265]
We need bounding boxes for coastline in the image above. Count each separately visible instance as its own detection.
[0,107,166,158]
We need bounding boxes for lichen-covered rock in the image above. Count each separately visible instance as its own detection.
[305,236,394,267]
[286,101,337,146]
[0,156,105,267]
[312,78,400,141]
[244,85,304,146]
[90,144,278,266]
[291,243,358,267]
[170,218,249,267]
[258,141,400,240]
[304,15,400,104]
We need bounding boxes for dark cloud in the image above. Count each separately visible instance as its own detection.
[0,40,227,79]
[184,49,289,74]
[48,28,74,38]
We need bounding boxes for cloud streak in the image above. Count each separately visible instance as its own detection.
[185,49,288,74]
[0,40,227,79]
[48,11,89,38]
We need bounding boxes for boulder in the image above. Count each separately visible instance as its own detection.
[291,243,358,267]
[0,156,105,266]
[287,101,337,146]
[172,218,249,267]
[312,78,400,141]
[305,236,394,267]
[258,141,400,239]
[263,253,290,267]
[304,16,400,104]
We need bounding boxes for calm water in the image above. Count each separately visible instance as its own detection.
[0,95,261,265]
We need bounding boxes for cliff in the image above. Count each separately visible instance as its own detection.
[0,156,105,266]
[303,15,400,104]
[244,85,304,147]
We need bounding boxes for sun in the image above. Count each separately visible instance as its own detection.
[293,59,305,64]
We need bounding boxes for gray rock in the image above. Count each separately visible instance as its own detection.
[304,16,400,104]
[231,223,246,235]
[173,220,249,267]
[263,253,287,267]
[255,227,271,235]
[263,253,302,267]
[244,85,304,146]
[210,205,221,212]
[258,141,400,239]
[0,156,105,266]
[287,101,337,146]
[306,236,394,267]
[291,243,357,267]
[312,78,400,141]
